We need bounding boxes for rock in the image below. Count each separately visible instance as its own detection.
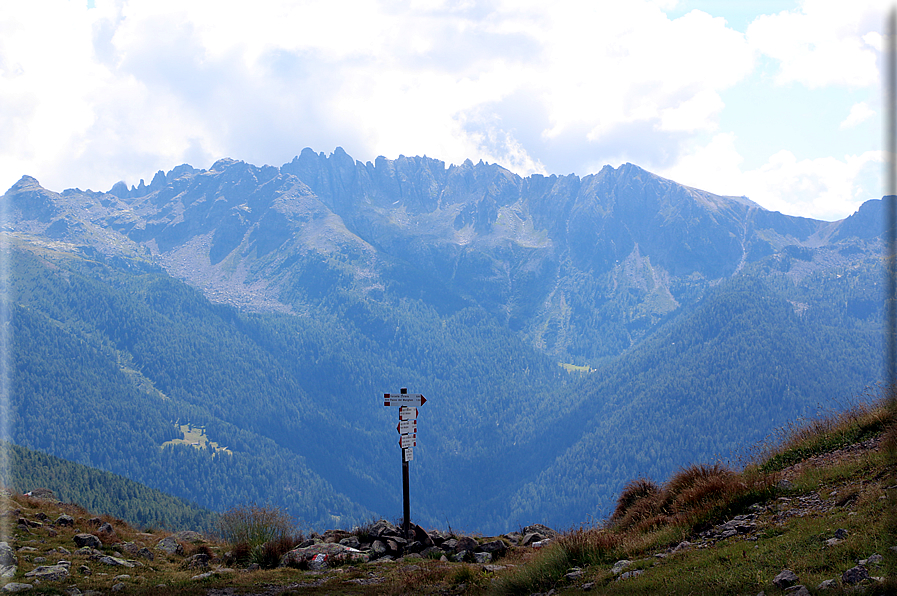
[1,584,32,593]
[842,565,870,585]
[440,538,458,551]
[155,536,183,556]
[404,540,423,554]
[522,532,545,546]
[370,540,388,558]
[565,567,583,580]
[411,524,435,547]
[454,536,478,553]
[784,586,810,596]
[834,528,848,539]
[532,539,551,548]
[0,542,17,576]
[582,582,594,590]
[97,522,115,535]
[55,515,74,527]
[73,534,102,549]
[173,530,204,543]
[24,564,69,581]
[522,524,558,539]
[25,488,56,500]
[369,519,399,538]
[186,553,209,569]
[480,539,507,556]
[78,565,91,575]
[618,569,643,581]
[98,556,135,568]
[611,560,632,575]
[773,569,799,589]
[339,536,361,549]
[817,579,838,590]
[111,584,125,593]
[825,538,842,547]
[859,553,883,566]
[280,542,368,568]
[474,552,492,564]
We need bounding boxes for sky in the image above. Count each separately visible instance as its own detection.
[0,0,889,221]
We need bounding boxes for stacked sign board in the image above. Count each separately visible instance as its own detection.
[384,391,425,462]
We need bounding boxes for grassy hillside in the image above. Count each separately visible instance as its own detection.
[2,442,217,531]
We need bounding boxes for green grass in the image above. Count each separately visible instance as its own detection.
[490,391,897,596]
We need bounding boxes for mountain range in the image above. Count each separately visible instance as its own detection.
[1,148,884,532]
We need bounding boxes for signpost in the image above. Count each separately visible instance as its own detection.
[397,419,417,434]
[383,387,427,539]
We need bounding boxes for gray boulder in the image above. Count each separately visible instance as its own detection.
[0,541,17,577]
[480,539,507,556]
[817,579,838,590]
[55,515,74,527]
[522,524,558,539]
[97,556,134,568]
[155,536,183,556]
[611,560,632,575]
[473,552,492,564]
[773,569,799,589]
[1,584,32,593]
[24,564,69,581]
[73,534,102,549]
[841,565,869,585]
[454,536,478,553]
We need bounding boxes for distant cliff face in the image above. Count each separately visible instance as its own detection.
[2,149,882,362]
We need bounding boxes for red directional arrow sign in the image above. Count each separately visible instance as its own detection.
[397,420,417,434]
[384,393,427,407]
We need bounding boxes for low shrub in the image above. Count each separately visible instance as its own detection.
[218,503,296,549]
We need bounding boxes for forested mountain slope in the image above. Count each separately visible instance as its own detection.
[1,150,884,532]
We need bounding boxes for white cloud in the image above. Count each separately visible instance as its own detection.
[746,0,885,88]
[661,133,882,221]
[0,0,883,221]
[840,101,876,129]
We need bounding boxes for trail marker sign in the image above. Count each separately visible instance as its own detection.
[384,393,427,407]
[383,387,427,539]
[397,420,417,434]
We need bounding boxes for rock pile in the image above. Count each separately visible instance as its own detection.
[277,519,533,569]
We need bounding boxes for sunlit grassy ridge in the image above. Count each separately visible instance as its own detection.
[493,390,897,595]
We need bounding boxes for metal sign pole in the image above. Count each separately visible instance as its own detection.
[402,457,411,539]
[399,387,411,539]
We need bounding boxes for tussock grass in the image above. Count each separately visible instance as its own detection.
[757,387,895,472]
[493,387,897,596]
